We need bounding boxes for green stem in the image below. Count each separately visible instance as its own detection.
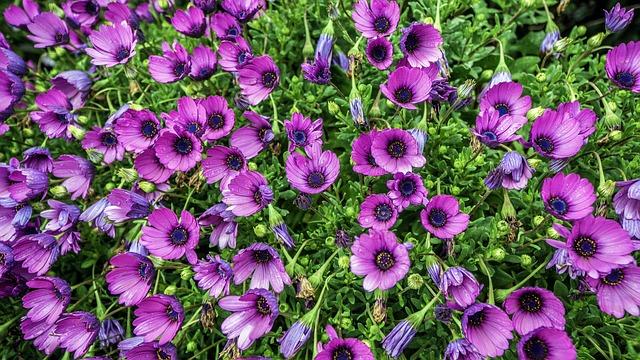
[592,151,606,185]
[476,256,494,305]
[312,273,337,358]
[270,94,280,134]
[495,254,553,302]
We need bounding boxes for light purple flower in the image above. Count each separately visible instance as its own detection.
[605,3,634,32]
[358,194,397,230]
[0,70,25,113]
[114,109,160,153]
[133,294,184,345]
[105,252,154,306]
[462,303,514,358]
[50,71,92,110]
[440,267,481,309]
[189,45,217,81]
[284,112,323,152]
[198,203,239,249]
[40,199,81,234]
[399,22,442,68]
[153,128,202,172]
[202,145,248,186]
[79,198,115,238]
[586,265,640,318]
[605,41,640,93]
[444,338,483,360]
[193,254,233,298]
[232,242,291,293]
[350,230,409,291]
[316,325,374,360]
[22,277,71,325]
[285,143,339,194]
[503,287,566,335]
[171,6,206,38]
[199,95,235,141]
[386,172,427,211]
[221,0,266,23]
[26,12,69,48]
[104,189,151,223]
[366,37,394,70]
[222,170,273,217]
[52,155,95,200]
[82,126,125,164]
[380,66,433,109]
[352,130,388,176]
[613,178,640,238]
[13,234,59,276]
[3,0,40,30]
[370,128,426,173]
[86,21,137,67]
[211,12,242,40]
[98,318,125,349]
[420,195,470,239]
[30,89,77,140]
[55,311,100,358]
[517,327,577,360]
[541,172,596,221]
[278,320,312,358]
[471,107,526,148]
[141,208,200,265]
[134,147,173,184]
[351,0,400,38]
[148,40,192,83]
[529,108,585,159]
[238,55,279,105]
[484,151,534,190]
[218,36,253,72]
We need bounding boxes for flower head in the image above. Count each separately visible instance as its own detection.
[171,6,206,37]
[40,200,80,234]
[381,319,417,358]
[114,109,160,153]
[105,252,154,306]
[229,111,273,159]
[586,265,640,318]
[85,22,137,67]
[211,12,242,40]
[380,66,433,109]
[6,167,48,202]
[193,254,233,298]
[285,144,339,194]
[530,108,584,159]
[3,0,40,30]
[133,294,184,345]
[462,303,514,357]
[232,242,291,293]
[541,172,596,221]
[350,230,410,291]
[222,171,273,216]
[52,155,96,200]
[141,208,200,265]
[386,171,427,211]
[613,178,640,238]
[218,36,253,72]
[22,277,71,324]
[440,267,481,309]
[221,0,265,23]
[352,130,388,176]
[556,101,598,141]
[55,311,100,358]
[285,112,323,152]
[238,55,279,105]
[82,126,125,164]
[366,37,394,70]
[198,203,238,249]
[399,22,443,68]
[202,145,248,186]
[504,287,566,335]
[50,70,92,109]
[98,318,125,349]
[371,128,426,173]
[13,234,59,276]
[517,327,576,360]
[134,148,173,184]
[219,288,279,350]
[316,325,374,360]
[123,341,178,360]
[484,151,534,190]
[149,40,192,83]
[358,194,398,230]
[443,339,483,360]
[153,128,202,172]
[27,12,68,48]
[278,320,312,358]
[471,108,526,148]
[30,89,77,140]
[606,41,640,93]
[104,189,151,223]
[352,0,399,38]
[189,45,217,81]
[420,195,470,239]
[604,3,634,33]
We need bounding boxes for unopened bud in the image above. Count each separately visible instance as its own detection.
[253,224,268,237]
[137,181,156,193]
[521,254,532,266]
[536,73,547,83]
[328,101,340,115]
[338,255,350,269]
[118,168,139,183]
[552,37,572,53]
[68,125,86,140]
[527,158,543,170]
[491,247,506,261]
[527,107,545,121]
[124,65,138,79]
[597,179,616,198]
[180,268,194,281]
[407,273,424,290]
[547,226,559,239]
[609,130,622,141]
[50,185,68,198]
[458,79,476,98]
[587,32,606,48]
[533,215,545,227]
[163,285,177,295]
[86,148,103,164]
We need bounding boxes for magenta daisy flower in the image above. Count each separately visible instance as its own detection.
[0,70,25,114]
[420,195,470,239]
[470,108,527,148]
[604,3,634,33]
[105,252,154,306]
[547,216,635,279]
[479,81,531,120]
[22,277,71,325]
[586,265,640,318]
[26,12,68,48]
[218,36,253,72]
[606,41,640,93]
[221,0,265,23]
[222,170,273,217]
[30,89,77,140]
[163,96,207,137]
[153,128,202,172]
[219,288,279,350]
[141,208,200,265]
[202,146,247,186]
[285,144,340,194]
[6,167,48,203]
[211,12,242,40]
[517,327,576,360]
[444,339,483,360]
[198,203,239,249]
[3,0,40,30]
[380,66,432,109]
[316,325,374,360]
[232,242,291,293]
[351,0,399,38]
[352,130,388,176]
[189,45,217,81]
[366,37,394,70]
[613,178,640,238]
[399,22,442,68]
[238,55,279,105]
[82,126,125,164]
[229,111,273,159]
[386,171,427,211]
[504,287,566,335]
[284,112,323,152]
[540,172,596,221]
[85,22,137,67]
[104,189,151,223]
[134,148,173,184]
[52,155,95,200]
[370,128,426,173]
[149,40,192,83]
[123,341,178,360]
[358,194,398,230]
[55,311,100,358]
[171,6,206,38]
[114,109,160,153]
[20,317,60,356]
[50,70,92,109]
[350,229,409,291]
[199,95,235,141]
[133,294,184,345]
[556,101,598,140]
[484,151,534,190]
[462,303,514,358]
[22,147,54,174]
[440,267,482,309]
[193,254,233,298]
[530,109,585,159]
[13,234,59,276]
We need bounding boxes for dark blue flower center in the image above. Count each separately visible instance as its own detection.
[429,210,447,228]
[374,204,393,221]
[293,130,307,144]
[387,140,406,158]
[614,72,635,88]
[549,197,568,215]
[482,131,497,141]
[394,87,413,104]
[524,337,549,360]
[138,263,150,279]
[191,25,201,34]
[227,27,239,36]
[170,227,188,246]
[174,62,187,76]
[367,153,378,167]
[574,236,597,257]
[262,71,277,88]
[55,32,65,44]
[237,10,247,20]
[226,154,243,170]
[187,122,201,134]
[174,137,193,155]
[208,114,224,129]
[519,292,542,313]
[399,179,415,196]
[371,45,387,62]
[101,133,117,148]
[603,268,624,286]
[57,113,70,124]
[535,137,555,153]
[404,33,419,52]
[332,346,353,360]
[307,171,326,188]
[495,103,510,116]
[375,250,395,270]
[86,1,100,15]
[116,48,130,62]
[256,296,271,315]
[54,286,63,300]
[467,310,485,326]
[141,121,157,138]
[374,17,390,33]
[253,250,273,264]
[198,68,212,77]
[157,349,172,360]
[166,305,180,322]
[238,52,248,64]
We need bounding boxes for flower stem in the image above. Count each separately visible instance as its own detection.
[312,273,337,357]
[476,256,494,305]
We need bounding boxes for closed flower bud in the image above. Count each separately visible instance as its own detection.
[520,254,532,266]
[458,79,476,98]
[547,226,559,239]
[50,185,68,198]
[187,342,198,352]
[164,285,177,295]
[334,228,352,248]
[86,148,104,164]
[137,181,156,193]
[597,179,616,198]
[124,64,138,79]
[533,215,545,227]
[520,0,536,8]
[526,106,546,121]
[603,112,621,129]
[253,224,268,237]
[491,247,506,261]
[68,125,86,140]
[587,32,606,48]
[328,101,340,115]
[294,193,312,210]
[338,255,350,269]
[497,220,510,232]
[575,25,587,37]
[609,129,622,141]
[117,168,139,183]
[434,304,453,324]
[180,268,194,280]
[536,72,547,82]
[527,158,543,170]
[248,162,258,171]
[407,273,424,290]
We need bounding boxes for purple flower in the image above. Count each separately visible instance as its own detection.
[82,126,125,164]
[0,70,25,113]
[40,200,81,233]
[104,3,140,32]
[547,216,634,279]
[202,145,248,186]
[219,288,279,350]
[229,111,273,159]
[613,178,640,238]
[440,267,481,309]
[211,12,242,40]
[221,0,265,23]
[106,252,154,306]
[546,247,584,279]
[149,40,192,83]
[284,112,323,152]
[381,66,432,109]
[0,243,15,277]
[123,341,178,360]
[133,294,183,345]
[380,319,416,358]
[444,338,483,360]
[351,0,399,38]
[358,194,398,230]
[232,242,291,292]
[0,197,32,241]
[586,265,640,318]
[13,234,59,276]
[114,109,160,153]
[20,317,60,356]
[471,108,526,148]
[530,108,584,159]
[399,22,442,68]
[69,0,101,29]
[85,21,136,67]
[52,155,95,200]
[199,95,235,141]
[517,327,576,360]
[352,130,388,176]
[98,318,124,349]
[420,195,470,239]
[30,89,77,139]
[278,320,312,358]
[79,198,115,238]
[3,0,40,30]
[189,45,217,81]
[104,189,151,223]
[350,230,409,291]
[371,129,426,173]
[238,55,279,105]
[165,96,208,136]
[434,304,453,324]
[171,6,206,37]
[6,167,48,202]
[193,0,217,14]
[504,287,566,335]
[386,171,427,211]
[462,303,514,357]
[606,41,640,93]
[268,204,295,248]
[605,3,634,32]
[222,171,273,216]
[193,254,233,298]
[541,172,596,221]
[218,36,253,72]
[198,203,239,249]
[55,311,100,358]
[134,148,173,184]
[153,128,202,172]
[22,277,71,324]
[0,47,28,77]
[26,12,69,48]
[484,151,534,190]
[50,70,92,109]
[316,325,374,360]
[301,50,331,85]
[556,101,597,140]
[141,208,200,265]
[285,143,339,194]
[366,37,394,70]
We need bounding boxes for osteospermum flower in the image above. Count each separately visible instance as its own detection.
[222,171,273,217]
[30,89,77,140]
[22,277,71,325]
[285,144,339,194]
[284,112,323,152]
[189,45,217,81]
[171,6,206,37]
[380,66,432,109]
[141,208,200,265]
[541,172,596,221]
[606,41,640,93]
[104,189,151,223]
[123,341,178,360]
[444,339,483,360]
[440,267,482,309]
[153,128,202,172]
[352,130,388,176]
[547,215,634,279]
[381,319,418,358]
[82,126,125,164]
[316,325,375,360]
[470,108,526,148]
[50,70,92,109]
[164,96,207,137]
[211,12,242,40]
[484,151,534,190]
[149,40,192,84]
[399,22,443,68]
[134,148,173,184]
[420,195,470,239]
[219,288,279,350]
[4,0,40,30]
[350,230,410,291]
[106,252,154,306]
[20,317,60,356]
[479,81,531,118]
[371,128,426,173]
[366,36,394,70]
[530,109,584,159]
[556,101,597,140]
[462,303,514,358]
[133,294,184,345]
[0,70,25,114]
[613,178,640,238]
[193,254,233,298]
[198,95,235,141]
[232,242,291,293]
[229,111,273,159]
[352,0,399,38]
[358,194,398,230]
[586,265,640,318]
[238,55,279,105]
[52,155,96,200]
[198,203,239,249]
[55,312,100,358]
[221,0,265,23]
[6,167,49,202]
[85,21,137,67]
[114,109,160,153]
[13,234,59,276]
[386,171,427,211]
[202,146,247,186]
[26,12,68,48]
[604,3,634,33]
[517,327,577,360]
[218,36,253,72]
[503,287,566,335]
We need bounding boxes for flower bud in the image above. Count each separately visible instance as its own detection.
[434,304,453,323]
[68,125,86,141]
[338,255,350,269]
[50,185,68,198]
[180,268,194,281]
[575,25,587,37]
[532,215,545,227]
[527,158,543,170]
[334,228,352,248]
[587,32,606,48]
[124,64,138,79]
[480,69,493,81]
[547,226,559,239]
[520,254,532,266]
[457,79,476,98]
[553,38,572,53]
[117,168,139,183]
[407,273,424,290]
[328,101,340,115]
[164,285,177,295]
[186,342,197,353]
[86,148,104,164]
[137,181,156,193]
[526,106,545,121]
[105,182,116,191]
[609,129,622,141]
[597,179,616,198]
[496,220,510,232]
[253,224,268,237]
[491,247,506,261]
[520,0,536,8]
[536,72,547,83]
[603,112,621,129]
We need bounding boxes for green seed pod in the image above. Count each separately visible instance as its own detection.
[253,224,268,238]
